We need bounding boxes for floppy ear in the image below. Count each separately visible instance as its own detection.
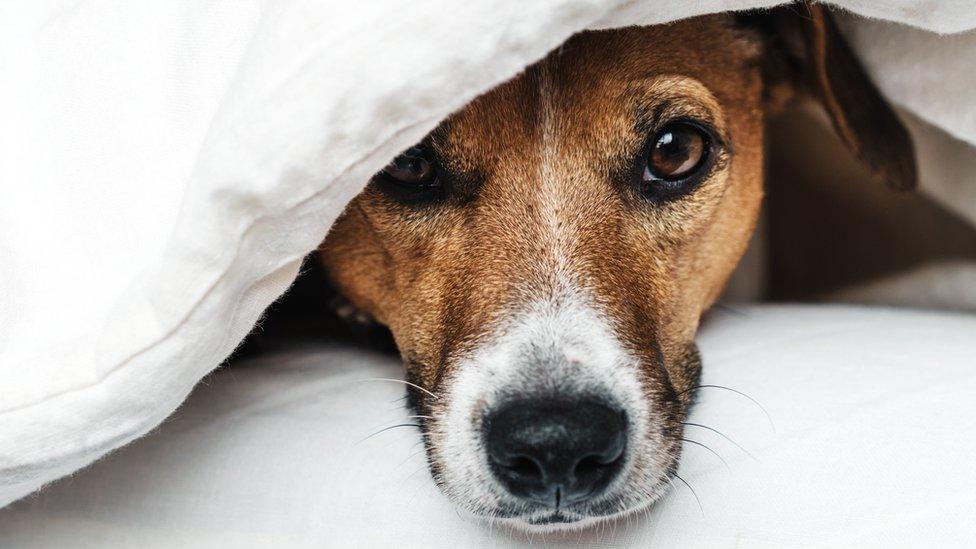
[751,2,917,191]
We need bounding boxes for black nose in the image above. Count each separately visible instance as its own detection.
[485,399,627,508]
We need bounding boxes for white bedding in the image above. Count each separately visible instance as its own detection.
[2,306,975,548]
[2,0,976,510]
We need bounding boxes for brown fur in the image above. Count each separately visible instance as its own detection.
[323,18,765,394]
[318,5,914,523]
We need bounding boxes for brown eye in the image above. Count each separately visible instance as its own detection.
[644,123,708,182]
[382,145,437,185]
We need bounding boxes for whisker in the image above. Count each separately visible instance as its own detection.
[354,422,421,445]
[682,438,731,474]
[683,422,758,461]
[712,302,749,318]
[679,384,775,431]
[393,448,426,470]
[401,463,432,496]
[355,377,440,400]
[672,473,704,517]
[405,415,432,420]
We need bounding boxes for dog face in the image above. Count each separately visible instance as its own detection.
[320,7,913,530]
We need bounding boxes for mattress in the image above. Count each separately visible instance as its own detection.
[2,305,974,548]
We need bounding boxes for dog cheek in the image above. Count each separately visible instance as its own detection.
[624,344,698,497]
[319,206,401,325]
[424,372,504,515]
[670,342,703,401]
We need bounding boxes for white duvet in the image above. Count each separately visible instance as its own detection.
[2,0,975,507]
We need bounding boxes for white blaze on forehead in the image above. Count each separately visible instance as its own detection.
[536,59,577,295]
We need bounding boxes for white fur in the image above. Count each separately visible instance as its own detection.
[429,294,674,529]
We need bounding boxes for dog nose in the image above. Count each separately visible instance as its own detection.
[485,399,627,508]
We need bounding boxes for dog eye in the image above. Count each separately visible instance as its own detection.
[382,145,438,186]
[645,123,708,181]
[641,122,711,199]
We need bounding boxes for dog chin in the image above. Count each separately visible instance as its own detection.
[503,512,599,533]
[485,501,650,534]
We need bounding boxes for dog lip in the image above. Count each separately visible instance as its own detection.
[526,512,581,525]
[492,493,614,522]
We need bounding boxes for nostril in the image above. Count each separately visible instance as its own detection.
[502,455,544,481]
[574,450,623,484]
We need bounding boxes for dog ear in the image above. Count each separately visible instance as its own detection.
[747,2,917,191]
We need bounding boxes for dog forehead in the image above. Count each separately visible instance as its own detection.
[558,16,761,86]
[438,15,759,169]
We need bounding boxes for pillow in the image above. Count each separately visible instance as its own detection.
[3,0,976,507]
[3,306,975,547]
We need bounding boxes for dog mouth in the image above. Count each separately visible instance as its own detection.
[528,511,577,524]
[462,471,676,531]
[521,509,587,526]
[405,299,700,533]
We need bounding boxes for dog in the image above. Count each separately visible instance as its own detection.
[317,3,915,531]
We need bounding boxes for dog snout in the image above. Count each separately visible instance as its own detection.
[485,399,627,508]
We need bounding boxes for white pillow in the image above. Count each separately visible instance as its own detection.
[3,306,975,547]
[3,0,976,508]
